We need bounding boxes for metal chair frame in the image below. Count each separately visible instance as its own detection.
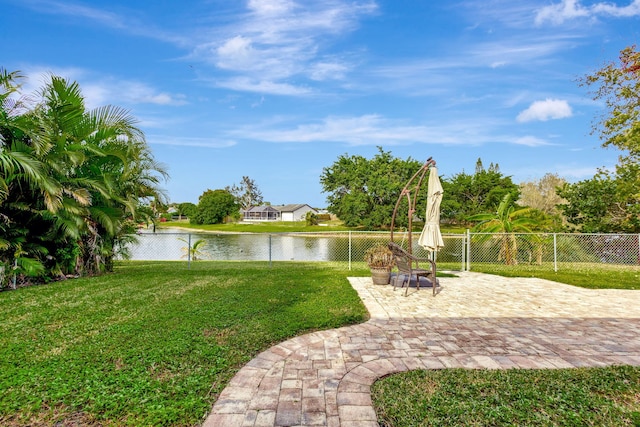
[388,242,437,296]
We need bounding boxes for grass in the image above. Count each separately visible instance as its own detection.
[470,262,640,290]
[160,220,466,234]
[4,258,639,426]
[0,261,368,426]
[372,367,640,427]
[160,220,354,233]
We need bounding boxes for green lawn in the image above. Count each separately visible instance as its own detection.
[0,261,369,426]
[372,366,640,427]
[470,262,640,289]
[160,220,354,233]
[4,259,640,426]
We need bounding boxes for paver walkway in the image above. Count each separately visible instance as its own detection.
[203,272,640,427]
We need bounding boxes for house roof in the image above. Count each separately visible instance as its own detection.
[276,204,315,212]
[244,204,317,213]
[245,205,279,213]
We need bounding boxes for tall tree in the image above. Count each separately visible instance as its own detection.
[582,46,640,159]
[557,176,622,232]
[177,202,197,219]
[518,173,567,221]
[320,147,423,228]
[192,189,238,225]
[226,176,263,210]
[440,159,519,225]
[560,46,640,232]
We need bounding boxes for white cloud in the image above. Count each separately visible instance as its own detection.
[368,34,578,99]
[511,136,552,147]
[226,113,573,150]
[517,99,573,122]
[308,61,349,81]
[216,36,255,71]
[230,114,500,146]
[535,0,640,25]
[555,165,608,180]
[215,77,312,96]
[18,66,96,106]
[192,1,377,95]
[148,135,237,148]
[18,0,187,45]
[592,0,640,17]
[20,0,126,28]
[18,66,186,109]
[116,82,187,106]
[247,0,295,16]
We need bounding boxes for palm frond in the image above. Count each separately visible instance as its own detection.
[88,205,122,236]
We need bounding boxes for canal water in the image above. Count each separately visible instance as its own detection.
[127,228,389,263]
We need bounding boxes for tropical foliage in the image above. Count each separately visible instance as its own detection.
[178,238,208,260]
[468,193,542,265]
[0,68,167,288]
[560,46,640,233]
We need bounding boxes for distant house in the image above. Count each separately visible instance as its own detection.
[277,204,317,221]
[243,205,280,221]
[242,204,318,222]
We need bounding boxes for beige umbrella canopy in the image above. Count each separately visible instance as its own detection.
[418,166,444,253]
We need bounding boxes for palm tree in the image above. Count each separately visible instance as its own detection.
[36,76,168,274]
[1,69,167,286]
[468,193,542,265]
[178,238,208,261]
[0,68,56,285]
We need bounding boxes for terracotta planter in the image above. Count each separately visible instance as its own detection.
[370,267,391,285]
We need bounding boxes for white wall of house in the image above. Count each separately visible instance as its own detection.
[281,205,316,221]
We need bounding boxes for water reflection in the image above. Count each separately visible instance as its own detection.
[128,228,354,262]
[126,228,464,266]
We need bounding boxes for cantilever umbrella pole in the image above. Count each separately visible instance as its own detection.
[390,157,436,255]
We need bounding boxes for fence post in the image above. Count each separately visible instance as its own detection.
[187,233,191,270]
[466,229,471,271]
[348,231,352,271]
[460,233,465,272]
[553,233,558,272]
[269,234,272,268]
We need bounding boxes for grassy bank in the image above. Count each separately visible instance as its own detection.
[159,220,353,233]
[0,261,368,426]
[159,220,467,234]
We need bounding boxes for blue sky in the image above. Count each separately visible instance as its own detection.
[2,0,640,207]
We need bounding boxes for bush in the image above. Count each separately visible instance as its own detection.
[306,211,319,226]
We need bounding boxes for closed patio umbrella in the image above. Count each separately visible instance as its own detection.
[418,166,444,253]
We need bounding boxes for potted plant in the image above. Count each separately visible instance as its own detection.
[364,243,394,285]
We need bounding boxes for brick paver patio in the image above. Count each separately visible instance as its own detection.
[203,272,640,427]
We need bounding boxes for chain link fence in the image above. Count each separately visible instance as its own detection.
[468,232,640,271]
[123,230,640,271]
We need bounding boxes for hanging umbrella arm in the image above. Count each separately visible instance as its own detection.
[390,157,436,254]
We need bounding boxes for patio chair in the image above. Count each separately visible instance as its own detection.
[388,242,437,296]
